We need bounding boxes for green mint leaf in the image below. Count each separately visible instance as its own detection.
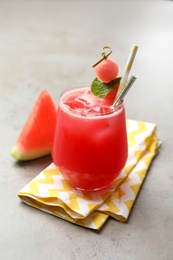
[91,77,121,98]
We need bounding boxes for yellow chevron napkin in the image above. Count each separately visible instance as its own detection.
[18,119,161,230]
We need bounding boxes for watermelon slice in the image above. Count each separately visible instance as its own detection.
[103,83,120,105]
[11,90,57,161]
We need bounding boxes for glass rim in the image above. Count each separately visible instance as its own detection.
[59,85,125,119]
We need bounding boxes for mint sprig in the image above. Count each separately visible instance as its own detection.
[91,77,121,98]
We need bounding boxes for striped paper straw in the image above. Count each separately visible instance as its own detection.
[113,76,137,106]
[117,45,138,96]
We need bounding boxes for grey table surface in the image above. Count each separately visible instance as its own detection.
[0,0,173,259]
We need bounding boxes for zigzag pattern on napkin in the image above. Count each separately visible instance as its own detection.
[97,120,159,222]
[19,163,113,219]
[18,119,160,229]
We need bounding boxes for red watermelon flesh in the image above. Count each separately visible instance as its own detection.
[11,90,57,161]
[103,83,120,106]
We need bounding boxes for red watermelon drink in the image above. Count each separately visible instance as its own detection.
[52,45,138,190]
[52,86,128,190]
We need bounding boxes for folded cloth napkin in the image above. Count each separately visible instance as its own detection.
[18,119,161,230]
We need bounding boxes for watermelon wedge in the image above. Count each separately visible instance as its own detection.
[102,83,120,106]
[11,90,57,161]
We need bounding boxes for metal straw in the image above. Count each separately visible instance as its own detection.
[113,75,137,106]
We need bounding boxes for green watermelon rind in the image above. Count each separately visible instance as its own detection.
[11,145,51,161]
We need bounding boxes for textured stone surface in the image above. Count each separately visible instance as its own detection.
[0,0,173,259]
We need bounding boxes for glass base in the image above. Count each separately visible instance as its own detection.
[57,165,118,193]
[72,182,115,193]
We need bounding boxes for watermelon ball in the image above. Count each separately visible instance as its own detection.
[95,58,119,83]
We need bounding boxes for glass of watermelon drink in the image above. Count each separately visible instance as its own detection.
[52,85,128,191]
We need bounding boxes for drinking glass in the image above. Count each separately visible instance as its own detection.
[52,86,128,191]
